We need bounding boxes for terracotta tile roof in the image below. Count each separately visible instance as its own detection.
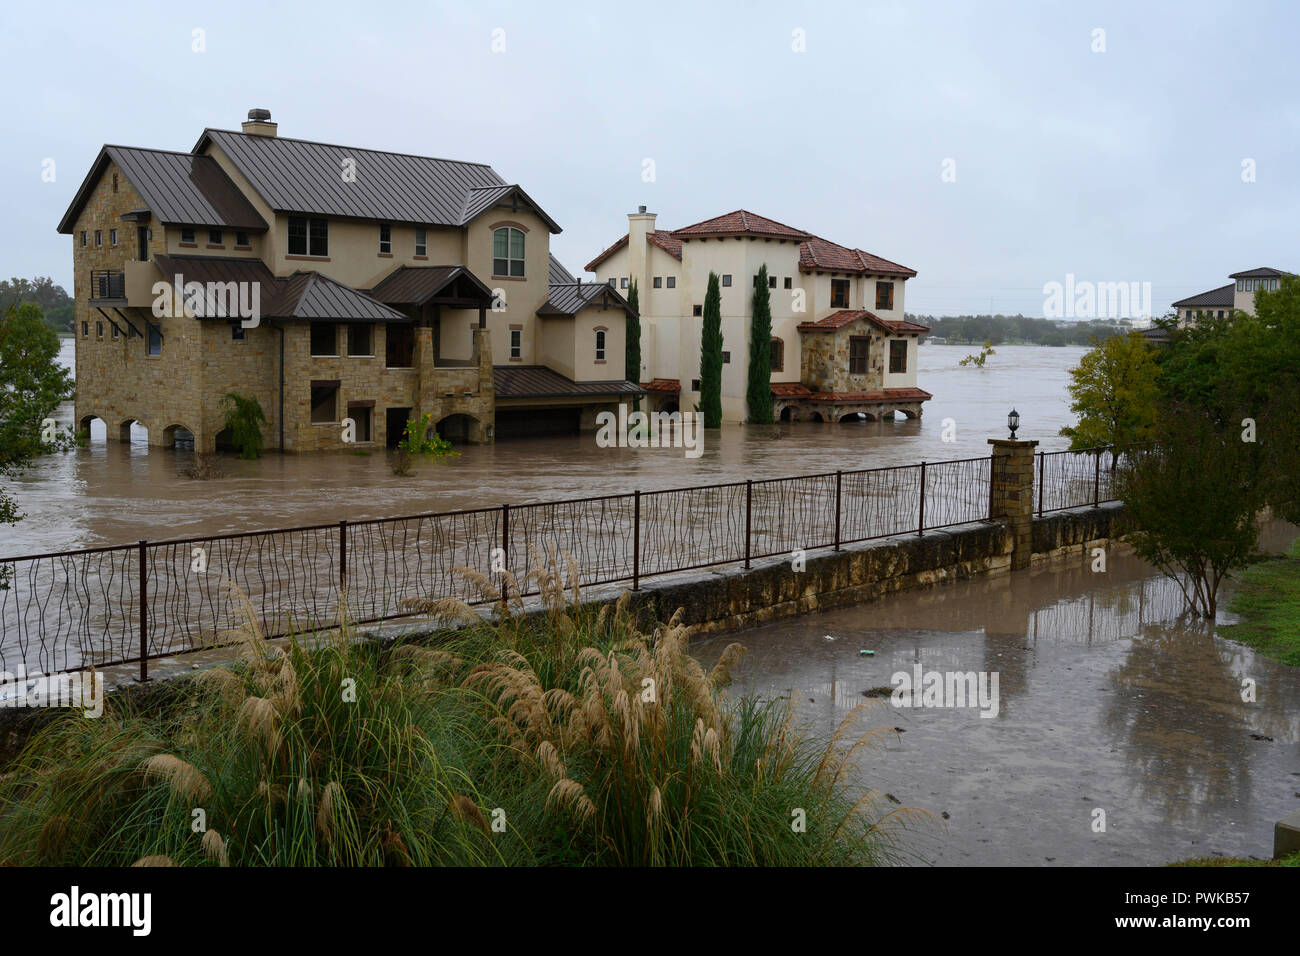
[798,236,916,277]
[797,310,928,335]
[807,387,933,403]
[641,378,681,393]
[672,209,811,240]
[584,230,682,272]
[770,382,812,398]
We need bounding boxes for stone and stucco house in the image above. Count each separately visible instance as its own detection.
[57,109,639,453]
[586,207,930,423]
[1170,267,1293,326]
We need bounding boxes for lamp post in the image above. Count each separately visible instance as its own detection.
[1007,408,1020,440]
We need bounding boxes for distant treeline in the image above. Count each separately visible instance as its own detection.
[906,313,1135,346]
[1,277,73,333]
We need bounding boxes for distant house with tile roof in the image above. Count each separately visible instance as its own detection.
[586,206,929,423]
[1170,267,1293,327]
[57,108,639,453]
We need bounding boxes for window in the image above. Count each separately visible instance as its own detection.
[831,279,850,309]
[653,276,662,288]
[770,338,784,372]
[96,320,103,337]
[310,382,339,423]
[608,278,617,288]
[232,324,246,341]
[876,281,895,310]
[721,350,731,364]
[693,304,702,317]
[666,276,675,289]
[722,274,732,287]
[95,230,102,247]
[347,404,373,442]
[81,321,88,336]
[235,231,250,247]
[769,275,777,289]
[595,329,606,361]
[208,229,223,246]
[347,323,372,356]
[493,227,525,277]
[889,339,907,374]
[310,322,337,356]
[180,227,195,244]
[288,216,328,256]
[110,229,118,246]
[691,378,701,391]
[509,328,522,359]
[620,278,628,289]
[378,223,392,255]
[147,323,161,356]
[415,228,427,257]
[386,323,414,367]
[784,277,792,289]
[112,173,118,193]
[849,336,870,375]
[111,323,119,339]
[1236,280,1243,292]
[80,231,86,247]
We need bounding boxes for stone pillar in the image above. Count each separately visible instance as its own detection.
[988,438,1039,571]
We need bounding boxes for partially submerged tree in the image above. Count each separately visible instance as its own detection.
[958,340,996,367]
[1059,331,1161,451]
[699,272,723,428]
[747,264,773,424]
[220,392,267,460]
[0,302,74,533]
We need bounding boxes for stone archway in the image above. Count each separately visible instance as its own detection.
[435,412,483,444]
[78,414,106,443]
[116,417,147,443]
[161,424,196,450]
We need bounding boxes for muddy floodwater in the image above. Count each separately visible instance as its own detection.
[695,524,1300,866]
[6,343,1085,555]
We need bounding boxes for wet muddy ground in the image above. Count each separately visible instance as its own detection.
[695,526,1300,866]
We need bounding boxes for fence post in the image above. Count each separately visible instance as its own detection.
[1093,450,1101,508]
[744,480,753,570]
[917,461,926,536]
[338,520,348,589]
[501,503,510,605]
[137,539,148,682]
[833,470,842,551]
[632,490,641,591]
[1037,452,1045,517]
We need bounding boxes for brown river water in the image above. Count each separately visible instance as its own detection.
[7,342,1299,867]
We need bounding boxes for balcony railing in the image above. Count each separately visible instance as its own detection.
[89,269,126,301]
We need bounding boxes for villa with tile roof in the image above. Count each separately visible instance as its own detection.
[586,207,929,423]
[57,109,639,453]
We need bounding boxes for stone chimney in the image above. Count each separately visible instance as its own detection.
[627,205,656,294]
[241,108,278,137]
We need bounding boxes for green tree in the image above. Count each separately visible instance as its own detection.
[699,272,723,428]
[1059,331,1161,451]
[625,279,641,410]
[0,277,74,333]
[0,302,74,540]
[220,392,267,460]
[747,264,773,424]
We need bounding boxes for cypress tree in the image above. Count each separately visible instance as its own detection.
[699,272,724,428]
[747,263,774,423]
[625,279,641,409]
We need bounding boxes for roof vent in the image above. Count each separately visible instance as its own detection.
[241,108,278,137]
[637,205,647,214]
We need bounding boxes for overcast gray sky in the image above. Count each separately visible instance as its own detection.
[5,0,1296,317]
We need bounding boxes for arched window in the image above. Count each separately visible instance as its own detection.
[595,328,607,362]
[493,227,525,277]
[770,337,784,372]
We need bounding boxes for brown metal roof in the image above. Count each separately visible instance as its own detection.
[367,265,494,306]
[57,146,268,234]
[549,254,576,285]
[538,280,636,317]
[494,365,642,399]
[194,129,561,232]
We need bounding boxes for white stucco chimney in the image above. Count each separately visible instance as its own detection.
[627,205,656,294]
[241,108,278,137]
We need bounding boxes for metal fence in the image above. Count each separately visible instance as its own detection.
[0,446,1124,680]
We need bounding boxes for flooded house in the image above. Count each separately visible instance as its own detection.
[586,208,931,423]
[56,109,640,453]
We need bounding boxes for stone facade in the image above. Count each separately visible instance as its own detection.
[799,319,886,394]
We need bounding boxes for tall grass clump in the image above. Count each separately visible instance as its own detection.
[0,554,924,866]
